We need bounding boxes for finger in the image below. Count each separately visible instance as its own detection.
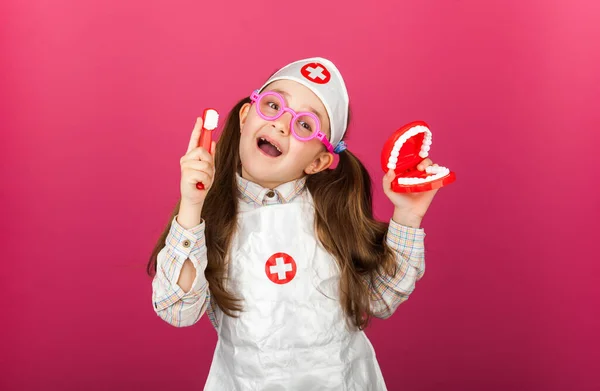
[181,160,215,177]
[184,169,213,188]
[382,169,395,192]
[417,158,434,171]
[186,117,204,154]
[181,145,215,165]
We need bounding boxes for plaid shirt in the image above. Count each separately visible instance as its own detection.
[152,174,426,329]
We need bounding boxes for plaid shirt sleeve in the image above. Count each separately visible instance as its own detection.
[369,219,426,319]
[151,215,211,327]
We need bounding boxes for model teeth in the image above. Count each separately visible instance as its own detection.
[387,125,433,170]
[385,125,448,185]
[396,166,450,185]
[260,137,281,152]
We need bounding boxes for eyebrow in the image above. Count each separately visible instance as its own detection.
[271,88,325,124]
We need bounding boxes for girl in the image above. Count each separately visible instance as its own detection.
[147,57,440,390]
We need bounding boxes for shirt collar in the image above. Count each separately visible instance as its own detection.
[236,172,307,206]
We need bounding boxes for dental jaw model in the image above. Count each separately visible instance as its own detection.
[381,121,456,193]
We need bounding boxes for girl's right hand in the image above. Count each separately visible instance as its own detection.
[180,117,217,206]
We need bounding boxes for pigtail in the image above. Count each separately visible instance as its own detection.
[306,149,396,330]
[147,97,251,317]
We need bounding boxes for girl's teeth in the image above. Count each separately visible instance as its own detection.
[260,137,281,152]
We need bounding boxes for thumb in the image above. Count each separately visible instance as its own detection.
[382,169,395,192]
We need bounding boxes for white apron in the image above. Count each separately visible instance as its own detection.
[203,196,387,391]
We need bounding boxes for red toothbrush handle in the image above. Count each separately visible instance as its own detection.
[196,126,213,190]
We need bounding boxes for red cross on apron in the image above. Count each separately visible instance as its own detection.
[265,252,297,284]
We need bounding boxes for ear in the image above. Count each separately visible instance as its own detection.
[304,151,334,175]
[239,103,251,132]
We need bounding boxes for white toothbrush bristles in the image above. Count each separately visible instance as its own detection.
[204,109,219,130]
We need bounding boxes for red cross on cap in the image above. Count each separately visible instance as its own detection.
[265,252,297,284]
[300,63,331,84]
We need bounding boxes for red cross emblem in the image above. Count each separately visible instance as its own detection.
[300,63,331,84]
[265,252,297,284]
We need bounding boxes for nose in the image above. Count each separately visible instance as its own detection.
[271,111,293,135]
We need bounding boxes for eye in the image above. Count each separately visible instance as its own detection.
[298,121,312,131]
[267,101,280,111]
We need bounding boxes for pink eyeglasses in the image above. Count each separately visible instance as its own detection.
[250,90,334,153]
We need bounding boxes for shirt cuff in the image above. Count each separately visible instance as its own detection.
[166,215,206,260]
[386,218,425,251]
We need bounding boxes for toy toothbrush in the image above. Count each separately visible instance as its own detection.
[196,108,219,190]
[381,120,456,193]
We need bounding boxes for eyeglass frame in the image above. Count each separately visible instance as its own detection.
[249,89,334,153]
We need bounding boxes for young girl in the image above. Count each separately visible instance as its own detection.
[147,57,440,390]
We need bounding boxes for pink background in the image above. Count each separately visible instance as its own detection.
[2,0,599,390]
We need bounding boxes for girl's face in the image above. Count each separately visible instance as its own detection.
[238,79,334,189]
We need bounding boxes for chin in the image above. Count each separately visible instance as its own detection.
[240,157,298,188]
[239,140,310,187]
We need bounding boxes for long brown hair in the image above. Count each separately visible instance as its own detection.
[147,96,396,329]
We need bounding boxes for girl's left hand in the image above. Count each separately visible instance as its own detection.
[382,158,440,220]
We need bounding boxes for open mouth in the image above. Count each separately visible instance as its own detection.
[381,121,455,191]
[257,137,282,157]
